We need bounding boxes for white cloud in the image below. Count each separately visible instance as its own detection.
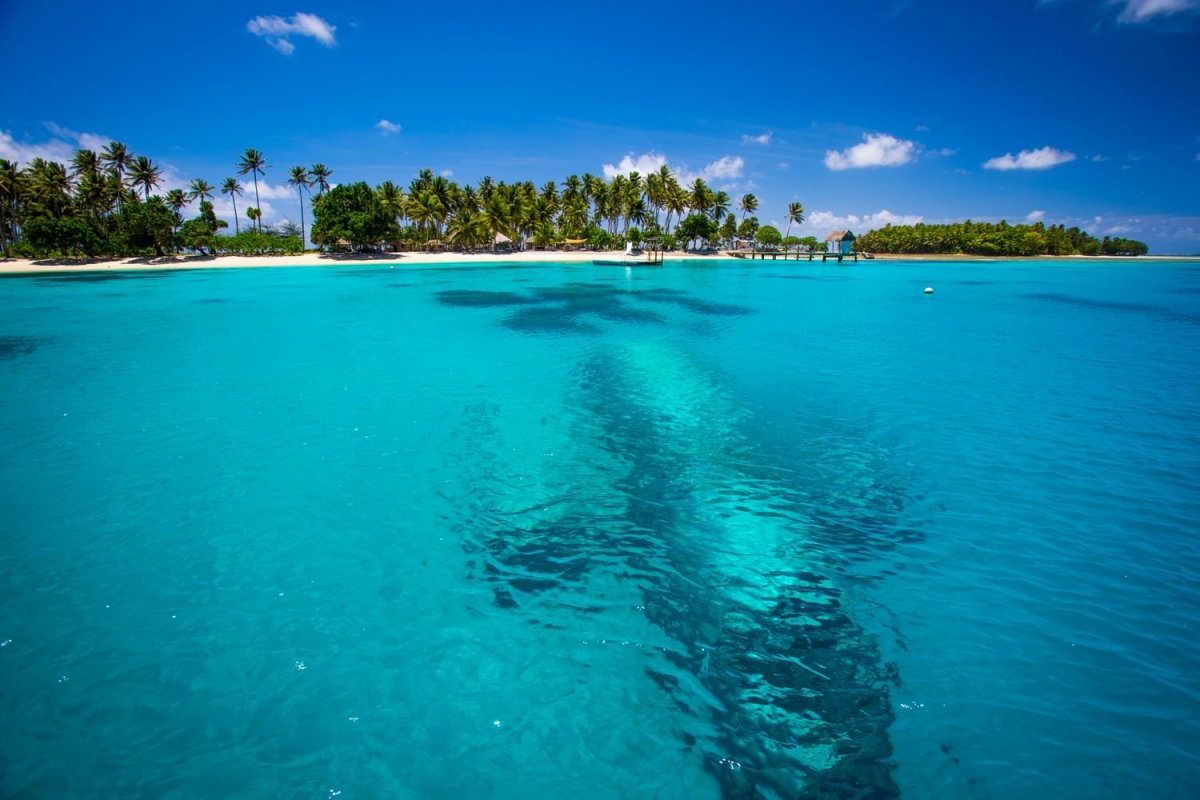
[696,155,744,182]
[376,119,401,135]
[740,132,772,145]
[0,123,120,167]
[803,209,924,234]
[930,147,958,158]
[1091,154,1111,162]
[1026,209,1046,222]
[247,12,337,55]
[601,151,744,185]
[1114,0,1199,22]
[983,146,1076,170]
[777,161,790,170]
[0,130,75,165]
[602,152,669,179]
[439,169,453,177]
[1194,153,1200,161]
[824,133,917,170]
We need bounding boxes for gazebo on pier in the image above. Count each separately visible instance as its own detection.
[822,230,858,263]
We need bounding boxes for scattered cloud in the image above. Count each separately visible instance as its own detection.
[695,155,744,182]
[1091,154,1111,162]
[376,119,401,135]
[983,146,1076,170]
[42,122,110,154]
[824,133,917,170]
[1113,0,1199,22]
[0,123,120,167]
[777,161,790,170]
[740,132,772,145]
[439,169,453,177]
[247,12,337,55]
[602,151,668,179]
[929,147,958,158]
[1026,209,1046,222]
[1195,153,1200,161]
[803,209,924,234]
[915,124,931,132]
[601,152,743,185]
[0,129,75,166]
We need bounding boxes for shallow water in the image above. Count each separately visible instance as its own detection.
[1,259,1197,798]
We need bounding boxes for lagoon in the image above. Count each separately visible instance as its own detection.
[1,258,1198,798]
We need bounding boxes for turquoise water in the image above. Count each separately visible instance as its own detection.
[1,258,1197,798]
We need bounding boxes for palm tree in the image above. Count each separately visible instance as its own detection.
[100,141,133,183]
[0,159,20,256]
[27,158,72,218]
[164,189,188,232]
[187,178,215,208]
[128,155,162,200]
[310,163,332,196]
[237,148,267,231]
[710,190,730,224]
[784,201,806,245]
[222,178,243,234]
[288,166,312,248]
[70,149,100,181]
[738,193,758,225]
[689,178,712,220]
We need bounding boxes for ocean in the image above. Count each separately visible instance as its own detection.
[1,258,1197,798]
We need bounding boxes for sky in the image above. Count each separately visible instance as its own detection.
[1,0,1198,252]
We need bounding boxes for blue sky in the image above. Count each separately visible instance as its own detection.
[2,0,1198,251]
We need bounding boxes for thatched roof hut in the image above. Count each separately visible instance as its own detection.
[825,230,856,254]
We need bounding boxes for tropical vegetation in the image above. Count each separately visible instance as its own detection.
[0,141,1147,260]
[856,221,1147,256]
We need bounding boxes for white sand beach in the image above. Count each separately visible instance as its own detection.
[0,249,727,275]
[2,250,1191,275]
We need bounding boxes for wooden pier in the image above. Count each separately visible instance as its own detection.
[725,249,857,263]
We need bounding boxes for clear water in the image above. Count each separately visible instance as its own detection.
[1,259,1197,799]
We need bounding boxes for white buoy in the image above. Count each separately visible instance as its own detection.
[924,287,934,294]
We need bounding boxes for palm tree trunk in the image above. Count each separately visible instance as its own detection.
[299,188,306,250]
[232,195,240,234]
[252,172,262,232]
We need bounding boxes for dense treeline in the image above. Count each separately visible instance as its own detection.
[0,144,303,259]
[856,221,1148,256]
[1,141,1150,260]
[0,142,804,259]
[308,169,809,254]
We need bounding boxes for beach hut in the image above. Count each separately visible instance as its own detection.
[562,238,587,251]
[493,233,512,253]
[425,239,444,253]
[825,230,856,255]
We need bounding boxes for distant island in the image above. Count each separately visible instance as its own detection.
[856,221,1147,257]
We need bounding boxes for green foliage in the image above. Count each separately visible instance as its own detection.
[584,223,612,251]
[1101,236,1148,256]
[676,213,718,249]
[117,196,176,256]
[310,182,398,250]
[23,216,109,258]
[737,216,759,241]
[176,201,227,256]
[755,225,783,247]
[720,214,737,246]
[855,220,1147,257]
[212,231,302,256]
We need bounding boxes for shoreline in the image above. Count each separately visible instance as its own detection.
[1,250,1196,275]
